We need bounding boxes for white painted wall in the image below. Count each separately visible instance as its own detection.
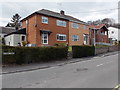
[108,27,120,41]
[5,34,26,46]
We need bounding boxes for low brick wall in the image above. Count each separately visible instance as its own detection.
[95,45,120,55]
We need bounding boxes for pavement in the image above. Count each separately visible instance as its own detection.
[1,51,119,75]
[2,51,119,88]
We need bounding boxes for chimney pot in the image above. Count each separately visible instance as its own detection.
[60,10,65,15]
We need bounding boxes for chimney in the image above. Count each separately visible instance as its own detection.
[60,10,65,15]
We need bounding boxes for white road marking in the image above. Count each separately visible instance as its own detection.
[96,64,104,67]
[96,61,113,67]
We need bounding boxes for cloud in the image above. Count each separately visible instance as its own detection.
[0,2,119,26]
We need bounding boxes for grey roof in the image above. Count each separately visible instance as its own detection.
[36,9,87,24]
[0,26,16,34]
[21,9,87,25]
[5,28,26,37]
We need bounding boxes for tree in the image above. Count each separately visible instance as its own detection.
[101,18,115,27]
[87,18,115,27]
[6,13,21,30]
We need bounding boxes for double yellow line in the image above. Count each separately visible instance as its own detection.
[113,84,120,90]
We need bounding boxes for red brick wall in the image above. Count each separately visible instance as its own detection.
[69,22,90,46]
[21,14,37,44]
[22,14,69,46]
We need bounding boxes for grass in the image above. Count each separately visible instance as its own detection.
[68,46,72,52]
[95,44,110,48]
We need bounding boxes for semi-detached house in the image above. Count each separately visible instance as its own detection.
[21,9,89,46]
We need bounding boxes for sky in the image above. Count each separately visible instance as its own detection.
[0,0,120,26]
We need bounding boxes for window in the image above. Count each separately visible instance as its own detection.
[26,20,28,25]
[72,35,79,41]
[72,23,79,29]
[42,16,48,24]
[56,20,66,27]
[112,31,114,34]
[100,31,105,35]
[21,35,25,41]
[83,25,86,30]
[42,33,48,44]
[57,34,66,41]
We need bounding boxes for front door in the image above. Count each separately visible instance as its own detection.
[42,33,48,44]
[83,34,88,45]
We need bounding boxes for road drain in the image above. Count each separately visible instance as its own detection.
[76,68,88,72]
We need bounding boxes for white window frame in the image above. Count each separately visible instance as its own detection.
[56,34,66,41]
[72,35,79,41]
[42,33,48,44]
[42,16,48,24]
[72,23,79,29]
[56,20,66,27]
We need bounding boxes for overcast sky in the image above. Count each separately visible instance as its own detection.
[0,0,119,26]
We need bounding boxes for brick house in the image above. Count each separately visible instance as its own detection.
[21,9,89,46]
[89,24,109,45]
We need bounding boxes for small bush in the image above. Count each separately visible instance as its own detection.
[72,45,95,58]
[54,43,67,47]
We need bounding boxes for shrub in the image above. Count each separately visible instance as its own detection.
[54,43,67,47]
[114,41,118,45]
[72,45,95,58]
[2,46,68,65]
[21,41,27,46]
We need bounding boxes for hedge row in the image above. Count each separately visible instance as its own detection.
[72,45,95,58]
[2,46,68,65]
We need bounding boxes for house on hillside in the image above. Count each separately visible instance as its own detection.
[4,28,26,46]
[89,24,109,46]
[21,9,90,47]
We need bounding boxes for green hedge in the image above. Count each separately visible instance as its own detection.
[2,46,68,65]
[72,45,95,58]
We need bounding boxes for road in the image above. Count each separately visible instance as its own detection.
[2,53,118,88]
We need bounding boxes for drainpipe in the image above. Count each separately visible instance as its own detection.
[94,28,96,55]
[94,28,96,46]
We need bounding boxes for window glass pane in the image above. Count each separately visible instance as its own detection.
[57,34,66,41]
[57,20,66,27]
[21,36,25,41]
[84,25,86,30]
[72,23,79,29]
[42,16,48,24]
[72,35,79,41]
[42,33,48,44]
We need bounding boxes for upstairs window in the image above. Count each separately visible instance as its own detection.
[72,23,79,29]
[72,35,79,41]
[83,25,87,30]
[26,20,28,25]
[56,20,66,27]
[42,16,48,24]
[57,34,66,41]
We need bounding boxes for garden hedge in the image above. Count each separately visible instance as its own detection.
[72,45,95,58]
[2,46,68,65]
